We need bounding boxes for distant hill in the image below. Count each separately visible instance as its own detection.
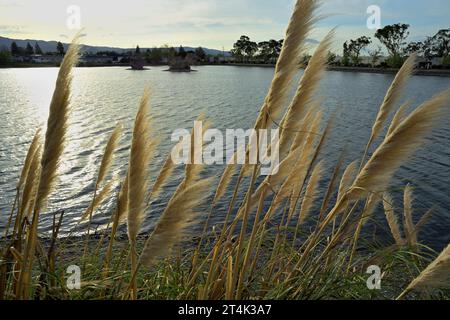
[0,36,231,56]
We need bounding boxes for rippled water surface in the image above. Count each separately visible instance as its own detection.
[0,66,449,249]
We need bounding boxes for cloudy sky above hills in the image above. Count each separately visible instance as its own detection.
[0,0,449,51]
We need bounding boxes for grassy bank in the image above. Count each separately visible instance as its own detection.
[1,234,446,300]
[1,0,450,300]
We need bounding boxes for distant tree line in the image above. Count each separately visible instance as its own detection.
[230,25,449,69]
[84,45,211,65]
[231,35,283,63]
[339,24,450,68]
[8,41,64,56]
[0,40,66,65]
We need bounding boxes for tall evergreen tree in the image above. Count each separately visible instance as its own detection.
[25,42,34,55]
[34,42,43,55]
[56,41,65,55]
[11,42,20,56]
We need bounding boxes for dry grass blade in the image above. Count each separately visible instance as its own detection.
[213,0,320,203]
[184,117,211,186]
[297,161,324,226]
[149,143,181,199]
[337,160,358,202]
[213,156,236,204]
[361,193,380,226]
[140,177,214,267]
[368,54,417,146]
[278,29,335,156]
[245,137,307,215]
[17,129,41,190]
[127,89,158,243]
[18,35,80,299]
[81,179,115,220]
[411,208,434,240]
[126,88,158,300]
[116,172,129,223]
[382,193,404,246]
[387,100,411,136]
[403,184,416,246]
[254,0,320,129]
[349,88,450,200]
[20,143,42,219]
[398,244,450,299]
[288,110,322,213]
[34,36,80,212]
[96,124,122,188]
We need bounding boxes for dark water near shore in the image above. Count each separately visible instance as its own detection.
[0,66,449,250]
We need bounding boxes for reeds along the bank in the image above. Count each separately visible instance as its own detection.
[96,124,123,188]
[17,129,42,191]
[15,36,80,299]
[382,193,404,246]
[34,39,80,213]
[348,88,450,201]
[398,244,450,299]
[254,0,319,129]
[296,161,324,227]
[81,179,116,220]
[126,89,158,299]
[365,53,417,150]
[315,87,450,232]
[140,177,214,267]
[127,89,158,245]
[82,123,122,221]
[278,29,334,157]
[403,184,416,246]
[213,0,319,204]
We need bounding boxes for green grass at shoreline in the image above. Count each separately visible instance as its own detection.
[2,234,447,300]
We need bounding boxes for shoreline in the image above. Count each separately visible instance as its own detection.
[2,62,450,77]
[223,63,450,77]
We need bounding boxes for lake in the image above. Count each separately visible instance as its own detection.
[0,66,449,250]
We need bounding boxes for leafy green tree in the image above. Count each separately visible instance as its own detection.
[257,39,282,63]
[368,46,383,67]
[232,35,257,62]
[167,47,177,60]
[326,51,337,65]
[342,42,351,66]
[178,46,187,58]
[405,41,423,55]
[149,48,163,64]
[431,29,450,57]
[244,40,258,61]
[56,41,65,55]
[375,23,410,57]
[25,42,34,55]
[34,42,43,55]
[135,45,141,55]
[11,42,20,56]
[257,41,270,61]
[347,36,371,65]
[195,47,206,61]
[0,49,11,64]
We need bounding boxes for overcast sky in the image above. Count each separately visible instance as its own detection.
[0,0,449,51]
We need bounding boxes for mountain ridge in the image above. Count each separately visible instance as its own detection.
[0,35,230,56]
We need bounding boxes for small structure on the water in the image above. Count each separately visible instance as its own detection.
[166,46,195,72]
[130,45,147,70]
[130,56,145,70]
[168,56,192,72]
